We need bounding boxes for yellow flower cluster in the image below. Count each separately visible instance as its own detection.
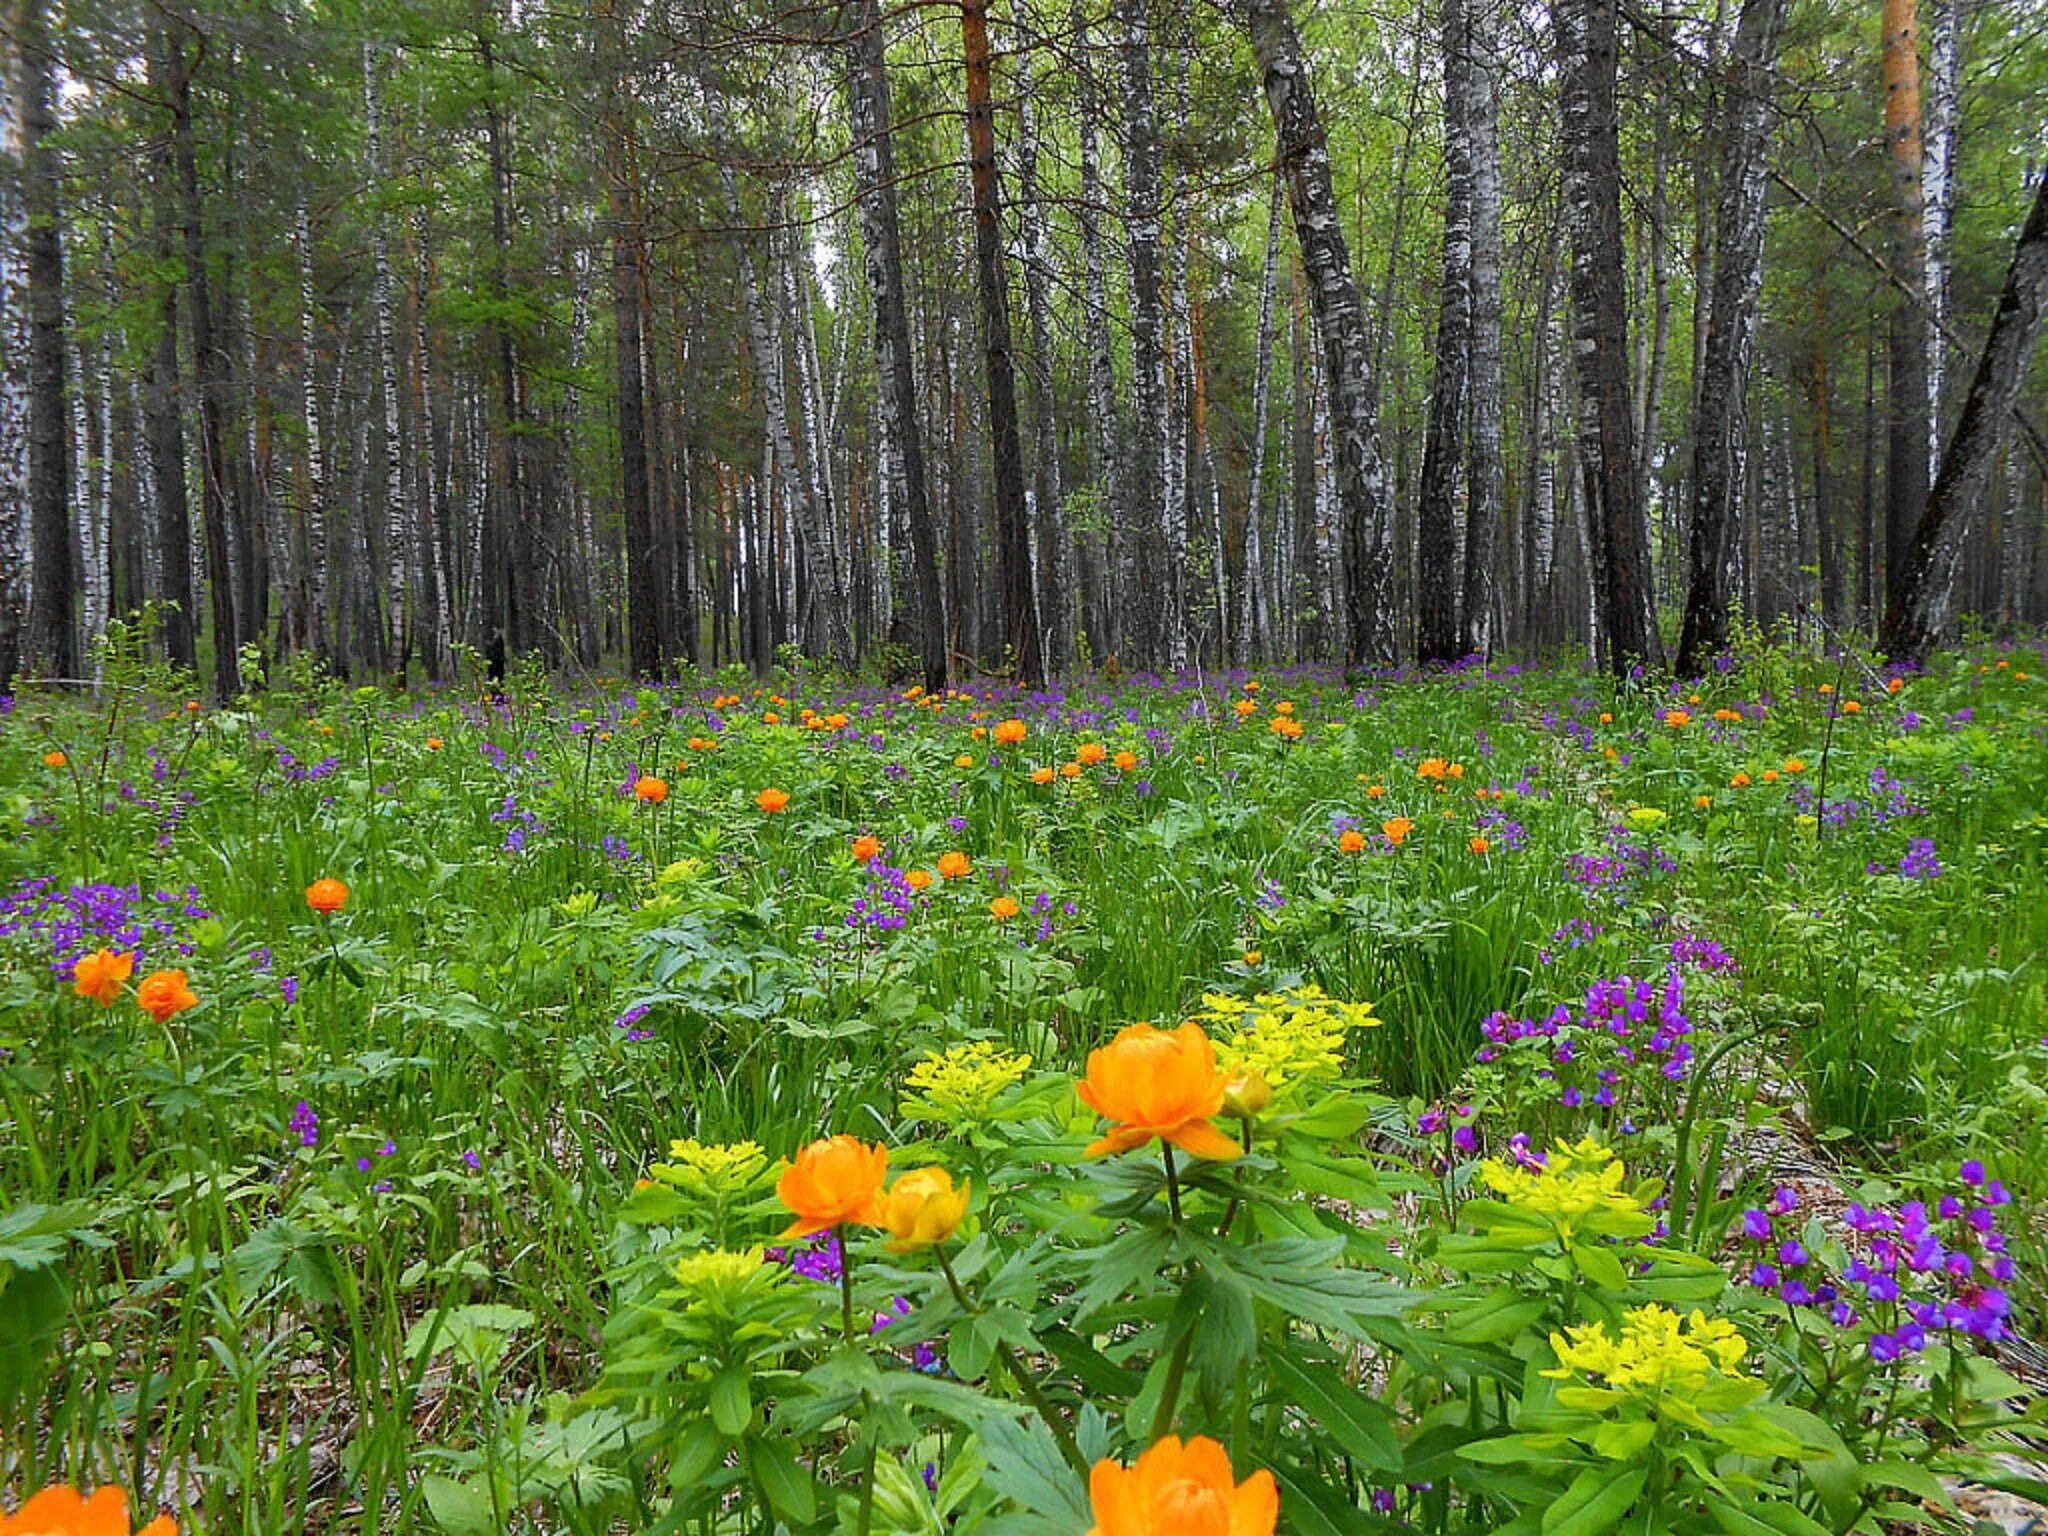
[1197,985,1378,1091]
[902,1041,1032,1123]
[1479,1139,1643,1232]
[1545,1305,1750,1398]
[653,1138,768,1198]
[671,1247,774,1312]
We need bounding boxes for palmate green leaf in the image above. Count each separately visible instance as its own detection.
[1263,1340,1403,1471]
[1067,1224,1175,1323]
[418,1473,499,1536]
[1196,1236,1414,1336]
[1540,1464,1648,1536]
[978,1412,1090,1527]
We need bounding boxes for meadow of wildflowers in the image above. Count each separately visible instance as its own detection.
[0,644,2043,1534]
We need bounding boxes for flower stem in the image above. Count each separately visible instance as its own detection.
[838,1225,857,1344]
[937,1248,1088,1479]
[1162,1143,1183,1224]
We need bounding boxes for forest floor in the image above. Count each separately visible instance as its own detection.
[1,644,2045,1534]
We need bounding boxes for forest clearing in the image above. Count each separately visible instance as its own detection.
[5,0,2048,1530]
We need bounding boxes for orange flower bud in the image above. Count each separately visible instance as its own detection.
[876,1166,970,1252]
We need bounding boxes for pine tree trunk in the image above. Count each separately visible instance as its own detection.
[1675,0,1788,674]
[1882,166,2048,661]
[293,202,325,664]
[1242,0,1398,665]
[961,0,1042,687]
[1555,0,1664,673]
[365,43,406,673]
[1881,0,1929,610]
[844,0,947,691]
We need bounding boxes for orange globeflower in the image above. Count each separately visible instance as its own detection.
[1085,1435,1277,1536]
[1695,794,1714,810]
[1842,700,1862,715]
[756,787,791,814]
[1031,766,1057,785]
[43,751,67,769]
[305,877,350,914]
[1113,750,1138,772]
[634,775,669,804]
[1887,677,1905,695]
[877,1167,971,1252]
[906,868,935,891]
[1077,742,1108,766]
[1338,828,1366,854]
[1061,761,1084,779]
[0,1484,177,1536]
[425,736,444,751]
[955,754,977,770]
[936,851,973,880]
[72,948,135,1007]
[1664,709,1692,729]
[1076,1021,1241,1161]
[1417,757,1448,780]
[1365,782,1386,799]
[1730,771,1752,788]
[1382,816,1415,847]
[851,834,882,864]
[1783,758,1807,774]
[990,895,1021,920]
[993,718,1027,746]
[1469,835,1491,855]
[1762,769,1780,784]
[135,970,198,1024]
[1233,698,1257,718]
[1268,715,1303,740]
[776,1135,889,1237]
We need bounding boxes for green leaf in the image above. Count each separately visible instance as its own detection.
[1569,1243,1628,1291]
[709,1368,752,1436]
[979,1414,1090,1526]
[1540,1464,1648,1536]
[1589,1419,1657,1459]
[745,1436,815,1524]
[419,1474,498,1536]
[1264,1343,1403,1471]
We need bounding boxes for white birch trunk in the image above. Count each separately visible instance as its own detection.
[365,42,408,666]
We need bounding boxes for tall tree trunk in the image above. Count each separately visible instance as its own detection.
[293,202,325,664]
[0,0,32,691]
[1014,38,1067,676]
[1675,0,1789,674]
[410,208,447,677]
[365,42,406,673]
[1922,0,1958,473]
[1417,0,1473,663]
[1241,0,1397,666]
[1074,0,1122,660]
[1460,0,1505,657]
[480,26,528,660]
[961,0,1042,686]
[604,10,664,681]
[1555,0,1664,673]
[1882,166,2048,661]
[23,0,75,682]
[1881,0,1929,609]
[1239,175,1284,665]
[844,0,946,691]
[1119,0,1175,668]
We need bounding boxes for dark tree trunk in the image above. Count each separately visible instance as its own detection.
[844,0,947,692]
[1460,0,1505,657]
[604,14,664,681]
[1241,0,1397,666]
[23,0,75,681]
[961,0,1042,687]
[480,28,527,661]
[167,21,238,698]
[1417,0,1472,663]
[1674,0,1789,674]
[1555,0,1664,673]
[1882,167,2048,661]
